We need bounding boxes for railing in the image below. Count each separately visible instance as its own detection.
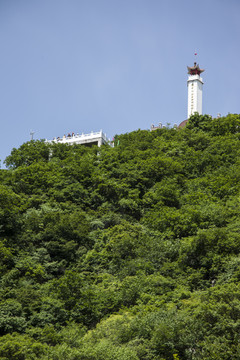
[46,130,110,144]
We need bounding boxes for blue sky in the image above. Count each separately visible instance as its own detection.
[0,0,240,165]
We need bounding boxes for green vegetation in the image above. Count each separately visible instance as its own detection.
[1,113,240,359]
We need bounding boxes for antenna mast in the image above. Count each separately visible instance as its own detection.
[194,50,198,62]
[30,130,35,141]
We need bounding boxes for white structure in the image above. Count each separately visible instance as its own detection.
[150,123,162,131]
[187,62,204,118]
[46,130,110,147]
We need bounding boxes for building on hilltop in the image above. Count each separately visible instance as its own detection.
[187,62,204,118]
[150,123,178,131]
[46,130,111,147]
[151,62,205,130]
[150,123,164,131]
[178,62,205,128]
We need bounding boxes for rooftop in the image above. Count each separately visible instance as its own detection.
[187,62,204,76]
[46,130,111,147]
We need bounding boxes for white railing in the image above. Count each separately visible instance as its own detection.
[46,130,110,145]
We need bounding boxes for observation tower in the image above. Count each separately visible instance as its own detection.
[187,62,204,118]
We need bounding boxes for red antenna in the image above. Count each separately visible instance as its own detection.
[194,50,198,63]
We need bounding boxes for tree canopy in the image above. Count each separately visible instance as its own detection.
[1,113,240,359]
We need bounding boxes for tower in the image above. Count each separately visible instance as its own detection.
[187,62,204,118]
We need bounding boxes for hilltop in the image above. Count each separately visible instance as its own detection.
[1,113,240,359]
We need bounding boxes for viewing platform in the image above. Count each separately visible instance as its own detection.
[46,130,111,147]
[150,123,177,131]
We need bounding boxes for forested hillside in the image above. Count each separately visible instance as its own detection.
[1,114,240,359]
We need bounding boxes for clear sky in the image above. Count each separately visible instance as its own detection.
[0,0,240,165]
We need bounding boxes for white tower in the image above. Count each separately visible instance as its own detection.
[187,62,204,118]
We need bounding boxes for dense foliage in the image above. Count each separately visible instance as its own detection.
[1,113,240,359]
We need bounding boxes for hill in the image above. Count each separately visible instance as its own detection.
[1,113,240,359]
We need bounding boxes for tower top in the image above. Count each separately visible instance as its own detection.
[187,62,204,76]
